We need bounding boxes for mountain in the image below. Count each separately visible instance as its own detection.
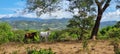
[0,17,69,30]
[100,21,117,28]
[0,17,119,30]
[0,17,43,22]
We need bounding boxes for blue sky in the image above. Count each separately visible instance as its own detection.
[0,0,25,14]
[0,0,120,21]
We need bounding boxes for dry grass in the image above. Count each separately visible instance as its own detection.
[0,40,115,54]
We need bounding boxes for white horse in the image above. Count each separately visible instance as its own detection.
[40,31,50,42]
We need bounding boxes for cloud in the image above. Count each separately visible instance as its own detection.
[0,15,7,18]
[0,14,15,18]
[102,9,120,21]
[0,9,73,19]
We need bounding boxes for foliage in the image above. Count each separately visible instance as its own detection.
[99,21,120,39]
[26,0,59,16]
[34,34,40,43]
[48,30,61,41]
[0,22,13,44]
[106,28,120,39]
[12,30,26,43]
[100,26,113,35]
[114,21,120,28]
[67,16,95,40]
[110,38,120,54]
[27,48,55,54]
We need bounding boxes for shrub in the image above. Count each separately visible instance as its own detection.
[110,38,120,54]
[34,35,40,43]
[48,30,62,41]
[99,26,120,39]
[0,22,13,44]
[106,28,120,39]
[12,30,26,43]
[27,48,55,54]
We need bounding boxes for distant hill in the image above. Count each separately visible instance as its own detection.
[0,17,45,22]
[0,17,118,30]
[0,17,69,30]
[100,21,117,28]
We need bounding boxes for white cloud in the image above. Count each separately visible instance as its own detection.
[22,13,37,18]
[0,9,73,19]
[0,15,6,18]
[102,10,120,22]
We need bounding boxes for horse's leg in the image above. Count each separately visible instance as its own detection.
[45,36,48,42]
[40,36,43,42]
[23,37,27,43]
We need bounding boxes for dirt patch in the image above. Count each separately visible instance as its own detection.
[0,41,115,54]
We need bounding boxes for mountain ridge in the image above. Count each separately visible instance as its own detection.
[0,17,119,30]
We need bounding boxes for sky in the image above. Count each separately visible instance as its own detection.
[0,0,120,22]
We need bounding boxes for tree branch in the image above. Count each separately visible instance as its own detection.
[95,0,101,8]
[95,0,102,11]
[100,0,105,5]
[102,0,111,12]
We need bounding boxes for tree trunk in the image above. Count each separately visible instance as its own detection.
[90,12,103,40]
[90,0,111,40]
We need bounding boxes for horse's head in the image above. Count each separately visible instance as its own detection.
[32,32,37,36]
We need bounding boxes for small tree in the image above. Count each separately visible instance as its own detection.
[67,15,95,40]
[0,22,13,44]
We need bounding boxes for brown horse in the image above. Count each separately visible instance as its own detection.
[24,32,37,40]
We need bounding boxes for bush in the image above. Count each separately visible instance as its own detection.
[106,28,120,39]
[12,30,26,43]
[58,32,71,41]
[0,22,14,44]
[99,26,120,39]
[27,48,55,54]
[48,30,75,42]
[48,31,59,42]
[110,38,120,54]
[34,35,40,43]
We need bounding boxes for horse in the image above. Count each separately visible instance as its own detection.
[40,31,50,42]
[24,32,37,42]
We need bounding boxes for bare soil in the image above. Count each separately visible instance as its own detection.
[0,40,115,54]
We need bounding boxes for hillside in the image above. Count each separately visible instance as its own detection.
[100,21,117,28]
[0,17,69,30]
[0,17,118,30]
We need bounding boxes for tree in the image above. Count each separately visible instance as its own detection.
[26,0,94,16]
[90,0,111,40]
[0,22,12,35]
[67,15,95,40]
[0,22,13,44]
[26,0,60,16]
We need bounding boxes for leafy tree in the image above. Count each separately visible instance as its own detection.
[26,0,94,16]
[0,22,12,34]
[26,0,59,16]
[0,22,13,44]
[67,16,95,40]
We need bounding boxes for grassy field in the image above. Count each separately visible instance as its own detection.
[0,40,115,54]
